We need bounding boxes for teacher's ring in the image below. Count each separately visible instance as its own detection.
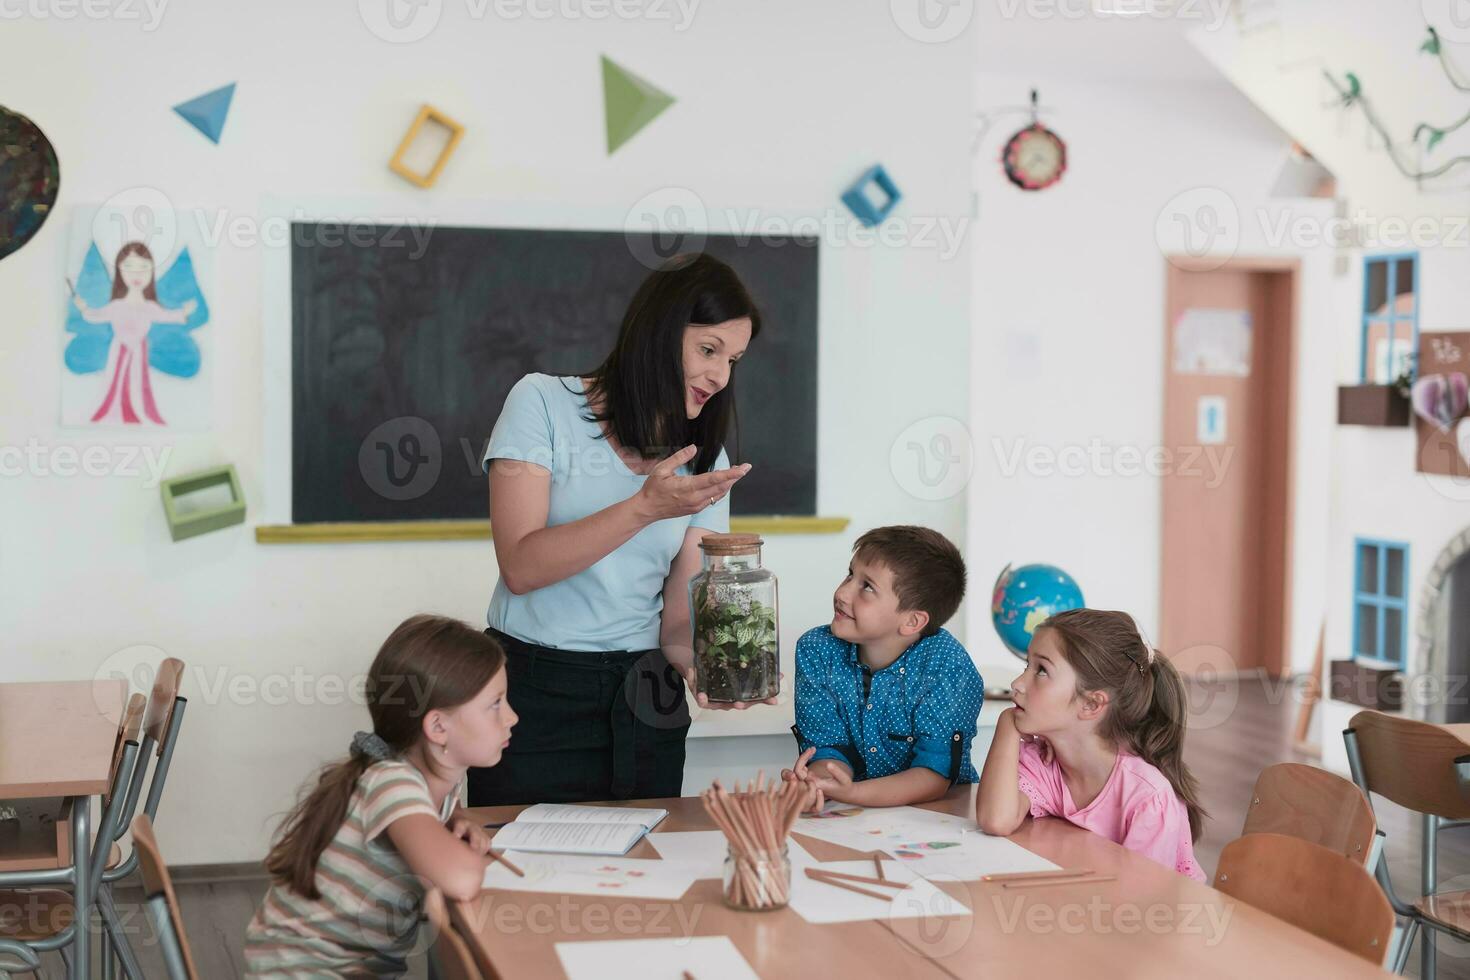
[709,496,717,508]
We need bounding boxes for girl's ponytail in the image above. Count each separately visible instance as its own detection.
[1037,608,1208,842]
[263,754,373,900]
[1139,655,1205,842]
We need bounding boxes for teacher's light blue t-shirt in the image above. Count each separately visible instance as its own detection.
[483,373,730,652]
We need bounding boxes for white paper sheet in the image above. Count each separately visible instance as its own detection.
[482,853,701,900]
[647,831,817,879]
[788,860,971,925]
[885,834,1059,881]
[555,936,759,980]
[517,802,667,827]
[492,820,646,855]
[790,804,977,852]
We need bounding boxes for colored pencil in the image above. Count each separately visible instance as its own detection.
[489,850,524,877]
[803,867,908,890]
[802,869,892,902]
[981,868,1093,883]
[1001,874,1116,890]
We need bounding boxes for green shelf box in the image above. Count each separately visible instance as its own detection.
[160,465,246,542]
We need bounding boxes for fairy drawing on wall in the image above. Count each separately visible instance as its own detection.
[63,239,209,426]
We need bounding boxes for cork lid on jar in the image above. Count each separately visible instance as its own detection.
[698,533,764,556]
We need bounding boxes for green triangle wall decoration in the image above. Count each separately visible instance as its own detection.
[601,55,675,155]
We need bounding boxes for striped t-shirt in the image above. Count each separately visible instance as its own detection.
[244,759,461,978]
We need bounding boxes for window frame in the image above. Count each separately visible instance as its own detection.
[1352,537,1410,668]
[1359,252,1419,385]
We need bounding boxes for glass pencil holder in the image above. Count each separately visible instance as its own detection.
[722,844,791,911]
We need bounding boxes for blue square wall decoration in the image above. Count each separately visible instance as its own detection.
[841,165,902,227]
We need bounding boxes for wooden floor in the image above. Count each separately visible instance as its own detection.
[24,675,1470,977]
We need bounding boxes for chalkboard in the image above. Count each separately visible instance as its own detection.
[290,224,818,523]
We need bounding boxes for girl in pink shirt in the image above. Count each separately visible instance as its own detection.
[975,608,1207,882]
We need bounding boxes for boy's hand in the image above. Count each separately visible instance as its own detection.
[782,748,833,813]
[806,761,854,801]
[781,746,817,784]
[808,759,849,781]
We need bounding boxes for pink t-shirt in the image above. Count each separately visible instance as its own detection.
[1017,741,1205,882]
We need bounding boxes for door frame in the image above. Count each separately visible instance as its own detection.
[1161,255,1300,679]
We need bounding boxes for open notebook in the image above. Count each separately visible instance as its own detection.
[491,803,669,856]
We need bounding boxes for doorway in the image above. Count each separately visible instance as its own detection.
[1160,258,1298,679]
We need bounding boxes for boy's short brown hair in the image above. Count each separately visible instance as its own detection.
[852,525,966,637]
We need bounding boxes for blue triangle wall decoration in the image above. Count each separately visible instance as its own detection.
[173,83,236,144]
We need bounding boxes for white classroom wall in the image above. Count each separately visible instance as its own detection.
[965,70,1340,685]
[0,1,976,864]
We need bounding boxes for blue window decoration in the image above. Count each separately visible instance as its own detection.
[1360,253,1418,385]
[841,165,902,227]
[1353,538,1410,666]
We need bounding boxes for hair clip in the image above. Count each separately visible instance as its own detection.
[1127,616,1155,674]
[351,730,394,761]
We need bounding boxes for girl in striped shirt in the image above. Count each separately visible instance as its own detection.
[245,615,518,977]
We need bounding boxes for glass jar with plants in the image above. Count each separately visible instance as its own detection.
[688,534,779,703]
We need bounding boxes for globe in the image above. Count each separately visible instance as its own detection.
[991,563,1085,658]
[0,106,59,262]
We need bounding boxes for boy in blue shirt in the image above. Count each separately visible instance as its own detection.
[784,526,983,810]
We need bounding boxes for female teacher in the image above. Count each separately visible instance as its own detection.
[468,252,774,807]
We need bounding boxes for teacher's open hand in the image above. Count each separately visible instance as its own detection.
[633,445,752,522]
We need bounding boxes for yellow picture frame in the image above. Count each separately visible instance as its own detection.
[388,104,465,188]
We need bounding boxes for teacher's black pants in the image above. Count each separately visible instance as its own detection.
[467,628,691,806]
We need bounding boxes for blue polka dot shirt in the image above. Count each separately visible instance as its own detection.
[793,625,985,783]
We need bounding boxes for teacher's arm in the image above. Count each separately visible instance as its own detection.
[660,527,779,712]
[489,445,750,595]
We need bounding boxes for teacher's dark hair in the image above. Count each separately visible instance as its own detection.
[579,253,762,475]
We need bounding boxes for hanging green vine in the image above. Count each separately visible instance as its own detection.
[1422,28,1470,92]
[1323,26,1470,181]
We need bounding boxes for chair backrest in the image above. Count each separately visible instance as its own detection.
[105,693,146,806]
[1214,832,1395,965]
[143,658,185,756]
[424,888,485,980]
[131,814,199,980]
[113,661,189,847]
[1347,709,1470,819]
[1241,763,1377,863]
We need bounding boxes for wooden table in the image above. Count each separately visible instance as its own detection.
[0,679,127,980]
[458,785,1392,979]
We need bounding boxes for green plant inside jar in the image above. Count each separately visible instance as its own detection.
[692,583,779,703]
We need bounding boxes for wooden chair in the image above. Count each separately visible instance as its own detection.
[1213,832,1395,965]
[1344,709,1470,977]
[106,694,148,810]
[1241,763,1378,864]
[130,814,197,980]
[424,888,487,980]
